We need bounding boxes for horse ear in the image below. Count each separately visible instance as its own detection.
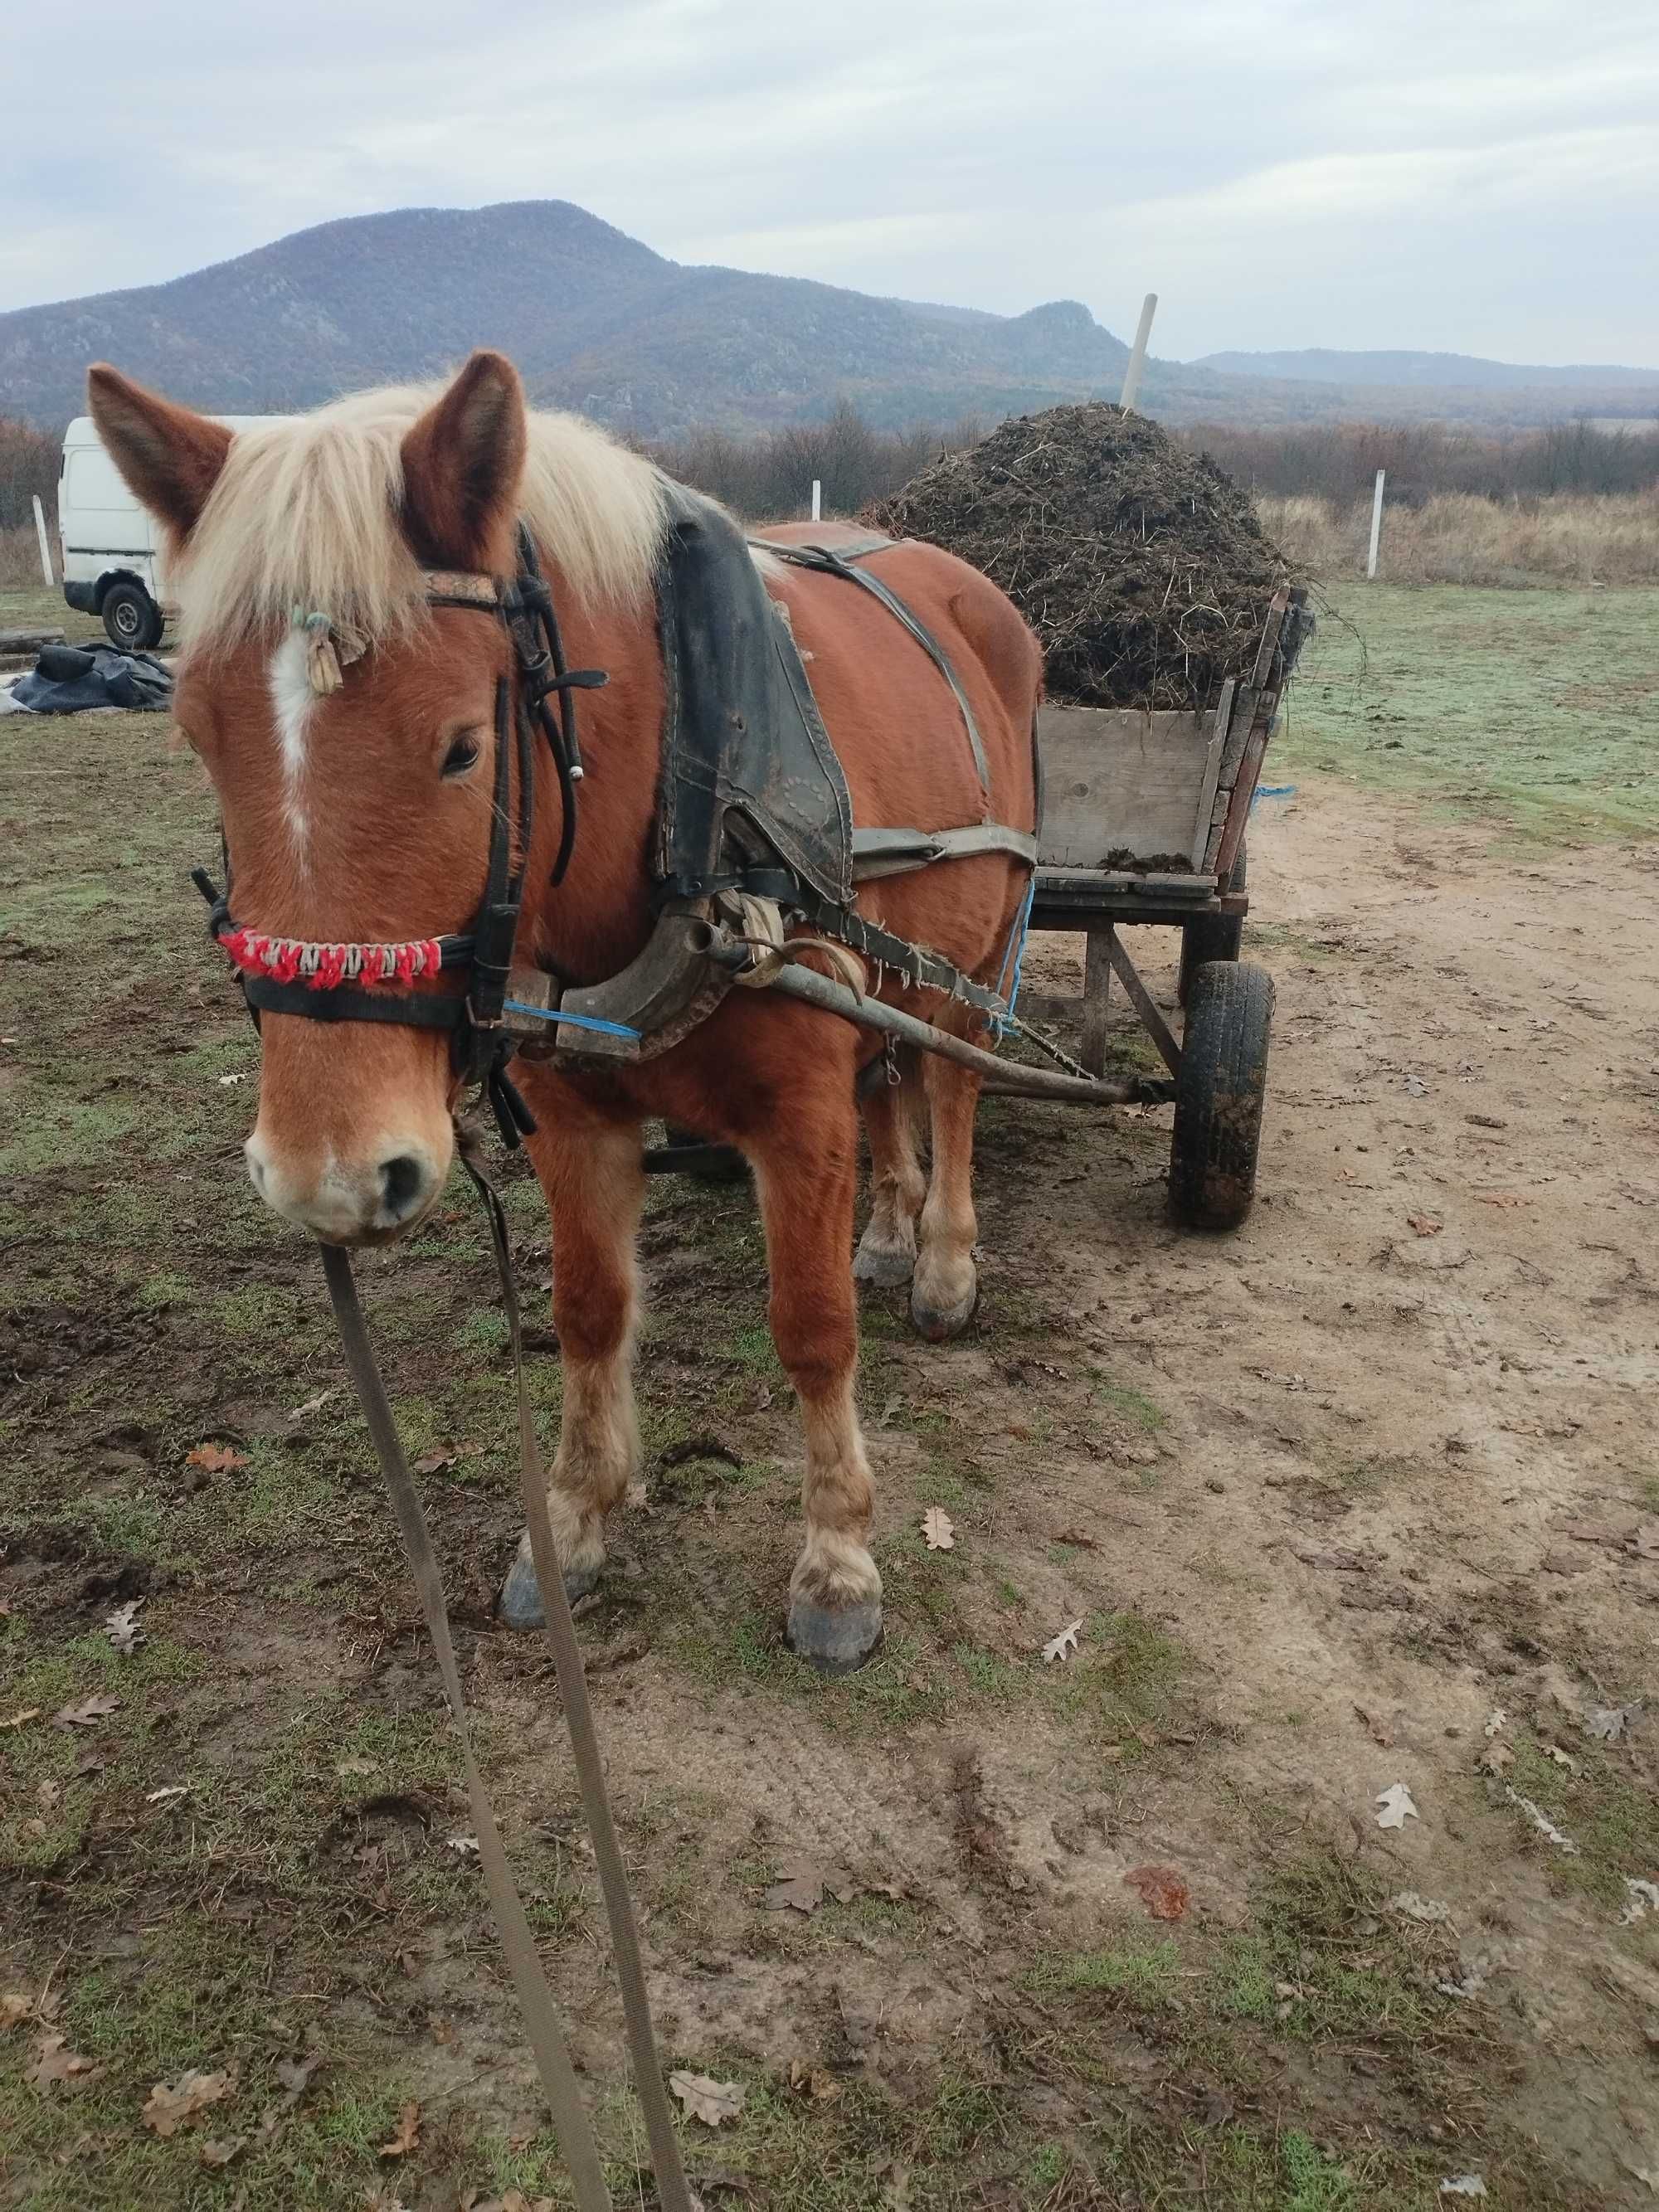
[86,366,233,541]
[399,351,528,572]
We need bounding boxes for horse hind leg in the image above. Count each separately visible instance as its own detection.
[853,1045,926,1288]
[499,1116,645,1630]
[911,1023,984,1343]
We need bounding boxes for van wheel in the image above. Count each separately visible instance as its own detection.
[101,582,163,652]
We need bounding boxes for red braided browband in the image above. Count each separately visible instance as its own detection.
[219,926,445,991]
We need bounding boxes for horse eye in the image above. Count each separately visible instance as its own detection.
[441,733,481,778]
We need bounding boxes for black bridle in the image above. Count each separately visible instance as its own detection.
[192,524,606,1149]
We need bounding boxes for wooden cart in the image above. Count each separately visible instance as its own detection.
[1021,588,1311,1227]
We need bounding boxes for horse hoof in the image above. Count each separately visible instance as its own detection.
[910,1280,978,1342]
[786,1597,883,1675]
[496,1534,600,1631]
[853,1236,915,1289]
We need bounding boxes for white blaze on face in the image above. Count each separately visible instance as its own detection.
[267,629,314,845]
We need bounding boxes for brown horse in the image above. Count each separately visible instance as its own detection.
[88,351,1041,1671]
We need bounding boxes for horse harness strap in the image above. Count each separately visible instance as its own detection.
[752,534,992,791]
[322,1153,696,2212]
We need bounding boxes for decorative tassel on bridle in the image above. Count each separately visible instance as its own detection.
[292,606,364,697]
[218,925,445,991]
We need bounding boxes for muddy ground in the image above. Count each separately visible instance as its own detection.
[2,698,1657,2208]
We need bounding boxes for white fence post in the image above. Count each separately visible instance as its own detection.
[1118,293,1158,413]
[32,494,54,586]
[810,479,822,523]
[1366,469,1385,579]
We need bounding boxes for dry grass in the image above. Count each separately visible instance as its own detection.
[1262,489,1659,586]
[0,523,47,590]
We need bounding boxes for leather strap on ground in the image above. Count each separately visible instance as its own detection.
[321,1177,695,2212]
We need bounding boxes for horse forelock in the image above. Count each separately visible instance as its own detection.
[172,382,668,657]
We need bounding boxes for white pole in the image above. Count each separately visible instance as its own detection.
[810,479,822,523]
[1366,469,1385,579]
[1118,292,1158,412]
[32,494,54,586]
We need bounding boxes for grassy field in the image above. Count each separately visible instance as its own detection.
[2,583,1654,2209]
[1276,583,1659,843]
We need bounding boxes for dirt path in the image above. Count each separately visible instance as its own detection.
[4,751,1656,2209]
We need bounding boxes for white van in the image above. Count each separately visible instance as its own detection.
[59,415,277,649]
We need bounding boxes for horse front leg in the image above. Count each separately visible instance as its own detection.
[749,1092,883,1673]
[498,1112,645,1630]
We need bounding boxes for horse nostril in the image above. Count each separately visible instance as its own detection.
[379,1154,428,1219]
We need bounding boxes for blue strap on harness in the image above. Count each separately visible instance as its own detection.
[504,1001,643,1043]
[990,878,1036,1037]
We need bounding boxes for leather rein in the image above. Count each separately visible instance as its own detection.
[191,523,606,1149]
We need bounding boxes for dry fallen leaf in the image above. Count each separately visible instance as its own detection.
[104,1597,147,1655]
[788,2058,842,2103]
[1587,1705,1636,1743]
[1122,1864,1190,1921]
[52,1692,119,1730]
[2,1993,36,2032]
[1375,1783,1419,1830]
[921,1506,956,1552]
[1406,1216,1443,1237]
[669,2070,746,2127]
[763,1862,825,1914]
[199,2137,246,2170]
[273,2054,323,2101]
[144,2068,235,2136]
[4,1709,42,1731]
[27,2034,101,2092]
[288,1388,338,1420]
[412,1450,457,1475]
[185,1442,246,1474]
[1041,1619,1082,1665]
[379,2099,422,2159]
[445,1834,480,1859]
[1483,1708,1506,1738]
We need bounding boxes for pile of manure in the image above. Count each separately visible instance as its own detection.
[867,401,1301,712]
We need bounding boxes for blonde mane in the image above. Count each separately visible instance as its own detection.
[173,382,667,654]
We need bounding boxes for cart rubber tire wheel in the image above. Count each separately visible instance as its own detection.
[664,1124,747,1183]
[1177,840,1246,1008]
[101,581,163,652]
[1169,959,1272,1232]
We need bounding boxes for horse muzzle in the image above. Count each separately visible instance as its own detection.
[244,1130,448,1246]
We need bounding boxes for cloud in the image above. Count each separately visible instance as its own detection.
[2,0,1656,364]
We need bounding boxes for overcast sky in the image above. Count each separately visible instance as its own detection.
[5,0,1657,366]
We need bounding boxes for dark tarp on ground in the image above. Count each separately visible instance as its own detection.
[7,645,173,714]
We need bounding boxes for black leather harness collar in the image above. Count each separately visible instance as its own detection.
[192,523,606,1148]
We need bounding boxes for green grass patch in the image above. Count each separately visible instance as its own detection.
[1028,1937,1181,2003]
[1278,584,1659,843]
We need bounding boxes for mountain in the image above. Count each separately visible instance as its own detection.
[3,202,1656,436]
[1198,347,1659,392]
[0,201,1158,434]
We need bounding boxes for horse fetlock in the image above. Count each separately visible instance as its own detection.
[791,1529,882,1610]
